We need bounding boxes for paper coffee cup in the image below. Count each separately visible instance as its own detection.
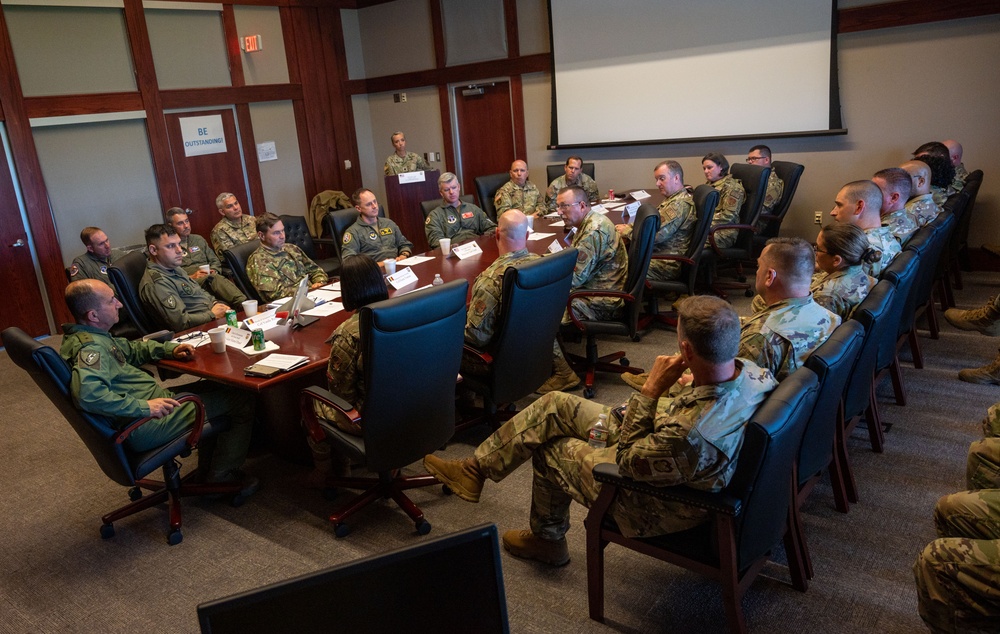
[525,215,535,231]
[383,259,397,274]
[208,326,227,354]
[439,238,451,256]
[199,264,211,274]
[242,299,258,317]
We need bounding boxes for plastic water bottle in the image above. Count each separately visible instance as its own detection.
[432,274,444,286]
[588,413,609,449]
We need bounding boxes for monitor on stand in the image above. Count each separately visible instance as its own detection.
[276,276,317,329]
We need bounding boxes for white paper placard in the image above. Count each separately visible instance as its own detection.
[548,220,565,227]
[396,255,435,266]
[527,232,556,241]
[548,240,564,253]
[398,171,426,184]
[386,267,419,289]
[451,241,483,260]
[179,114,227,157]
[224,326,251,349]
[243,309,281,332]
[625,201,641,218]
[303,302,344,317]
[590,203,608,214]
[631,190,651,200]
[320,281,341,291]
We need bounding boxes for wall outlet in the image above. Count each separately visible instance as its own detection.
[814,211,823,225]
[400,92,407,103]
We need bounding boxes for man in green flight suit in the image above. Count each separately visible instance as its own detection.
[165,207,245,306]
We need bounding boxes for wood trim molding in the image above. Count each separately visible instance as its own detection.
[510,74,526,160]
[23,92,145,119]
[347,53,551,95]
[160,84,302,109]
[838,0,1000,34]
[503,0,519,58]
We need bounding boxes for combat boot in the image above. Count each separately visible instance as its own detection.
[958,349,1000,385]
[501,529,570,566]
[536,355,581,394]
[944,297,1000,336]
[621,371,648,391]
[423,455,485,502]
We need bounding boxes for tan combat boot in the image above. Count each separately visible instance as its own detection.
[423,455,485,502]
[958,348,1000,385]
[621,371,648,391]
[944,297,1000,336]
[536,355,581,394]
[501,529,570,566]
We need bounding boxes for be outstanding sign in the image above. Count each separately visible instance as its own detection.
[179,115,227,157]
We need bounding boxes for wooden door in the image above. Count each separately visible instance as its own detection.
[454,81,516,200]
[0,143,49,337]
[163,109,251,240]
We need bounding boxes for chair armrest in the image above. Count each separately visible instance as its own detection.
[708,223,756,256]
[114,392,206,448]
[649,254,694,265]
[565,290,637,330]
[462,343,494,365]
[758,213,780,223]
[299,385,361,444]
[591,463,741,516]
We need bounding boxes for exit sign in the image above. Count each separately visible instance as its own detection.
[242,35,262,53]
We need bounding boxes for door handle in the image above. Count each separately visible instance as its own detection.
[10,239,25,247]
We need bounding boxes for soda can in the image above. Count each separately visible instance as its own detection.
[608,189,614,201]
[251,329,265,352]
[225,309,238,327]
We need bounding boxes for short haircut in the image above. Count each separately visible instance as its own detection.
[873,167,912,199]
[339,255,388,311]
[216,192,236,209]
[912,141,949,160]
[557,185,589,205]
[702,152,730,175]
[565,156,583,166]
[390,131,404,141]
[438,172,459,187]
[256,212,282,234]
[144,223,176,247]
[819,223,880,267]
[676,295,739,364]
[352,188,374,206]
[165,207,187,222]
[764,237,815,285]
[842,180,883,213]
[80,226,104,246]
[65,280,106,321]
[655,160,684,181]
[748,144,772,159]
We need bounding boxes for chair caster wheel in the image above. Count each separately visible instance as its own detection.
[100,523,115,539]
[415,519,432,536]
[334,523,351,538]
[584,387,595,399]
[744,289,754,297]
[619,357,630,366]
[631,334,641,342]
[167,529,183,546]
[442,484,453,495]
[128,487,142,501]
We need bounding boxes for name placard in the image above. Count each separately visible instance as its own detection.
[451,241,483,260]
[386,267,419,289]
[398,171,426,184]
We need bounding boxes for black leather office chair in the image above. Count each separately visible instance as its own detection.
[546,162,596,186]
[474,172,511,221]
[938,190,971,307]
[460,248,577,430]
[299,280,468,537]
[753,160,805,256]
[953,169,983,275]
[876,250,919,407]
[639,185,719,329]
[585,367,819,632]
[222,239,263,303]
[563,204,659,398]
[420,194,475,220]
[903,212,956,364]
[317,205,388,263]
[280,214,340,277]
[108,250,158,335]
[1,327,248,545]
[707,163,770,298]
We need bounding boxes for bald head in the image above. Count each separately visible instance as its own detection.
[509,160,528,187]
[943,139,963,167]
[496,209,528,254]
[900,160,931,196]
[831,180,883,230]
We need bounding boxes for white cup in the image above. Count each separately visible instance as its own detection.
[383,259,397,275]
[208,326,227,354]
[242,299,258,317]
[439,238,451,256]
[525,215,535,231]
[199,264,211,275]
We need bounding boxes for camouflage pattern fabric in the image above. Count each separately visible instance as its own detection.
[906,193,943,227]
[755,170,785,233]
[708,174,746,249]
[931,186,951,207]
[647,189,696,282]
[739,295,840,381]
[565,210,629,323]
[953,163,969,191]
[495,180,543,217]
[314,313,364,436]
[473,360,776,540]
[383,151,429,176]
[464,248,541,350]
[210,215,257,258]
[546,173,600,213]
[809,266,876,320]
[69,250,123,296]
[864,225,902,278]
[139,263,240,331]
[914,533,1000,633]
[424,202,496,249]
[246,243,328,303]
[968,437,1000,493]
[882,207,921,244]
[341,217,413,263]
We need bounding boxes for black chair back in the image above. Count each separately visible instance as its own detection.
[222,239,263,303]
[323,208,359,263]
[473,172,510,221]
[729,163,771,233]
[622,204,660,326]
[546,162,595,185]
[879,250,920,353]
[108,250,157,335]
[420,194,475,220]
[754,161,805,252]
[912,212,956,310]
[359,280,468,473]
[844,280,896,420]
[280,214,340,276]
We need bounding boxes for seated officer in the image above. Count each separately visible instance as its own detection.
[747,144,784,223]
[423,295,777,566]
[246,213,329,303]
[495,160,543,218]
[210,192,256,259]
[425,172,496,249]
[546,156,599,213]
[69,226,122,295]
[872,167,918,244]
[140,224,243,331]
[165,207,244,306]
[901,160,942,226]
[61,279,256,487]
[341,188,413,272]
[830,180,900,277]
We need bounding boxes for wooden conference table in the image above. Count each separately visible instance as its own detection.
[158,192,661,459]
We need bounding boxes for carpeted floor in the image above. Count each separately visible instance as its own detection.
[2,272,998,633]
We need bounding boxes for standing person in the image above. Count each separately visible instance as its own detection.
[246,213,328,302]
[165,207,245,306]
[424,172,496,249]
[494,160,543,218]
[210,192,256,259]
[383,131,429,176]
[546,156,599,213]
[702,152,746,249]
[340,188,413,271]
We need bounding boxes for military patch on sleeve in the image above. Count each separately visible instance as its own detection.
[577,250,589,263]
[342,232,352,244]
[79,350,101,368]
[100,266,108,274]
[164,295,177,309]
[425,216,433,225]
[69,264,79,277]
[473,299,487,316]
[379,227,393,235]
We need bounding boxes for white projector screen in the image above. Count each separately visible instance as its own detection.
[548,0,843,147]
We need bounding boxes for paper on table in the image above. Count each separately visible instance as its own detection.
[308,290,338,303]
[240,340,280,355]
[590,204,609,214]
[397,284,433,296]
[548,220,565,227]
[631,190,651,200]
[527,232,556,241]
[396,255,435,266]
[320,281,341,291]
[604,202,626,211]
[258,353,309,370]
[544,212,561,218]
[303,301,344,317]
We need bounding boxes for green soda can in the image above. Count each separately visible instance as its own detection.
[225,309,238,327]
[251,329,265,352]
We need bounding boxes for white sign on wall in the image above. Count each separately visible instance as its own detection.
[179,115,227,157]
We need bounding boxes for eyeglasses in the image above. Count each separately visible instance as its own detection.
[555,202,583,211]
[746,156,765,164]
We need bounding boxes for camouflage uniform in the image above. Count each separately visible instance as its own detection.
[809,266,876,320]
[755,170,785,233]
[646,189,696,282]
[383,151,429,176]
[472,359,776,540]
[59,323,252,475]
[864,225,902,278]
[953,162,969,191]
[210,215,257,259]
[739,295,840,381]
[882,208,920,245]
[178,233,247,306]
[906,193,942,227]
[246,243,328,303]
[341,217,413,263]
[546,173,600,213]
[69,250,124,296]
[313,313,365,436]
[708,174,746,249]
[424,201,496,249]
[495,180,543,217]
[140,263,243,331]
[566,210,629,323]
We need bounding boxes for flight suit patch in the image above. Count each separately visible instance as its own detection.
[190,245,200,252]
[110,346,126,364]
[79,350,101,368]
[447,215,457,224]
[181,283,192,294]
[69,264,79,276]
[462,212,474,219]
[368,231,378,241]
[165,295,177,309]
[343,232,353,244]
[100,266,108,274]
[379,227,393,236]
